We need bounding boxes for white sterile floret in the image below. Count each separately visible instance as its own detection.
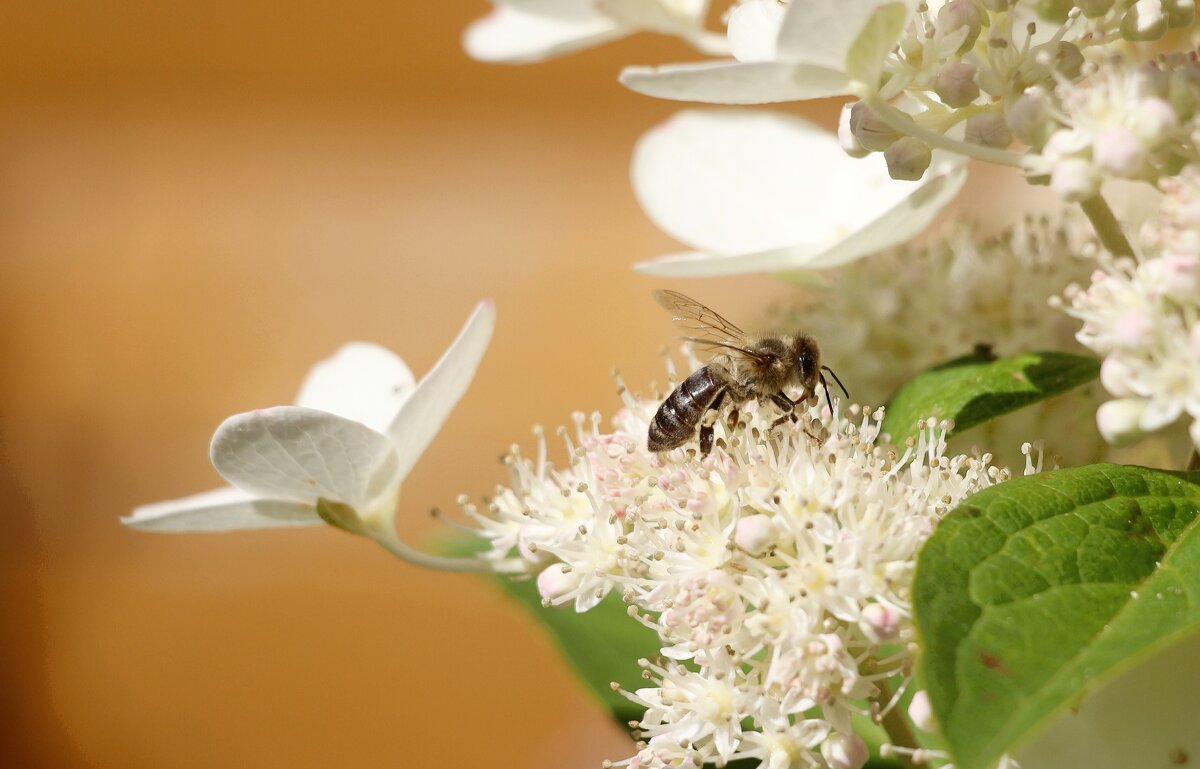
[463,0,723,64]
[467,371,1023,769]
[124,301,495,537]
[631,109,966,277]
[1059,167,1200,451]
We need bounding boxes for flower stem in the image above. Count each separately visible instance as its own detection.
[1079,194,1135,257]
[877,679,920,769]
[369,525,492,573]
[862,93,1028,169]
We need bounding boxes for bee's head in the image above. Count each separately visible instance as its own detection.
[793,335,821,390]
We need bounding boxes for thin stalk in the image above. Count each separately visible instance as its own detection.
[369,524,492,573]
[877,679,920,769]
[1079,194,1135,257]
[862,93,1028,169]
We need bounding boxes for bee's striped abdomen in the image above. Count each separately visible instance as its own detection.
[648,367,722,451]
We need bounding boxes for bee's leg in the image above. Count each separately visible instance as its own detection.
[769,392,799,428]
[698,389,727,457]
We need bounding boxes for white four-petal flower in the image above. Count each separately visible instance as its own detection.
[464,0,725,64]
[619,0,917,104]
[631,109,966,277]
[124,300,495,534]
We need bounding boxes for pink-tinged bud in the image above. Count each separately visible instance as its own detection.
[1007,92,1055,148]
[1121,0,1168,41]
[822,733,869,769]
[734,514,778,555]
[1077,0,1116,17]
[965,113,1012,149]
[860,603,901,642]
[1101,356,1137,398]
[536,563,579,603]
[1097,398,1149,445]
[1050,158,1100,201]
[1131,98,1179,146]
[1092,127,1147,176]
[1112,310,1155,348]
[936,0,982,53]
[884,137,933,181]
[935,62,980,108]
[908,690,936,732]
[1144,254,1200,302]
[850,102,900,152]
[839,102,869,158]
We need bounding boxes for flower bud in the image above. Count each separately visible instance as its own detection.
[936,0,982,53]
[908,690,936,732]
[822,733,869,769]
[1034,0,1075,21]
[1130,97,1179,147]
[1097,398,1149,446]
[1101,356,1137,398]
[935,61,980,107]
[860,603,901,642]
[1144,254,1200,302]
[1120,0,1168,41]
[1038,41,1085,80]
[1007,91,1055,148]
[536,563,579,603]
[1165,0,1195,28]
[1112,309,1155,348]
[1077,0,1116,17]
[839,102,870,158]
[734,514,778,555]
[1050,158,1100,201]
[965,113,1012,149]
[884,137,933,181]
[849,102,900,152]
[1092,127,1146,176]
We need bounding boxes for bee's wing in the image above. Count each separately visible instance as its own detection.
[653,290,771,364]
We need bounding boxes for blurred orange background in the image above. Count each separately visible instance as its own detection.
[0,3,1029,767]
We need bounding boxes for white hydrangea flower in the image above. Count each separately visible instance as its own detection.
[1057,167,1200,449]
[125,301,494,549]
[631,109,966,277]
[463,0,725,64]
[778,217,1115,467]
[463,370,1027,769]
[620,0,918,104]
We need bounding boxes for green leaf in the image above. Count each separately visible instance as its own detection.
[913,464,1200,769]
[845,2,909,86]
[881,350,1099,444]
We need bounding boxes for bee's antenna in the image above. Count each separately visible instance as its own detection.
[821,365,850,400]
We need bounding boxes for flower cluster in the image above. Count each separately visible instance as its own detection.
[465,376,1028,769]
[781,217,1111,467]
[1056,168,1200,448]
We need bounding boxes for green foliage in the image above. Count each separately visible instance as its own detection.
[881,350,1099,444]
[913,464,1200,769]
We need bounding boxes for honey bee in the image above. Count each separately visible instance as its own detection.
[648,290,847,456]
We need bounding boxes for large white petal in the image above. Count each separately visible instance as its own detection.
[294,342,415,434]
[463,5,624,63]
[634,109,902,257]
[619,61,850,104]
[386,300,496,483]
[211,406,401,511]
[634,157,967,277]
[776,0,913,70]
[122,487,318,532]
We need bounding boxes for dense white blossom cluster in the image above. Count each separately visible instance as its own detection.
[465,378,1030,769]
[1057,169,1200,448]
